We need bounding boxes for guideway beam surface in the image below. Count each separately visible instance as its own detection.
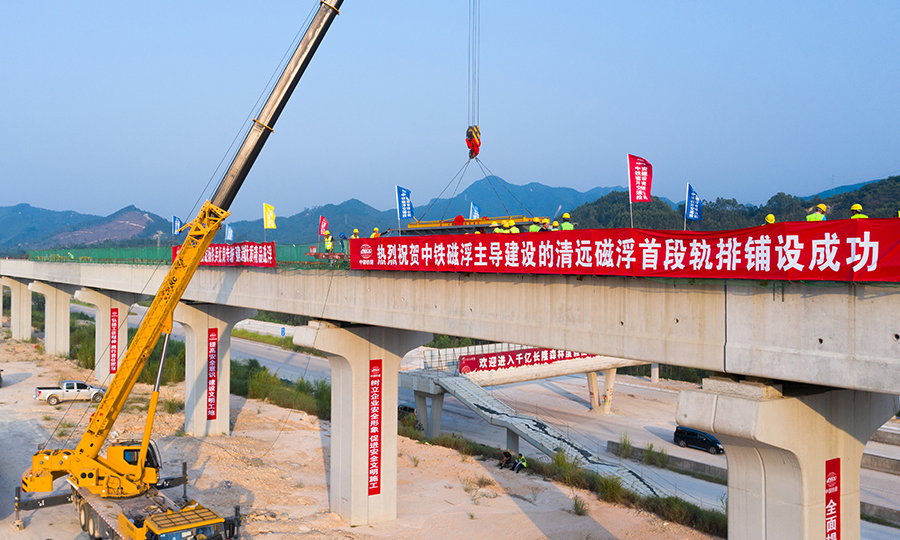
[293,321,431,526]
[677,378,899,540]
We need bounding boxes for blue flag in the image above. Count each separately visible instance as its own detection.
[225,224,234,242]
[396,186,415,219]
[469,202,481,220]
[686,183,702,221]
[173,216,183,237]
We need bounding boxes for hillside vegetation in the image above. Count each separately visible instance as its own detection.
[572,175,900,231]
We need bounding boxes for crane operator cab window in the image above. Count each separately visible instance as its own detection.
[121,443,161,470]
[155,525,216,540]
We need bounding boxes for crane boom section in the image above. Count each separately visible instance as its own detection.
[22,0,344,500]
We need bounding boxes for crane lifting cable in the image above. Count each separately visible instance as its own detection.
[466,0,481,158]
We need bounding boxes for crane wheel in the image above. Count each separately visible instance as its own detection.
[87,510,99,539]
[78,503,89,532]
[47,395,60,406]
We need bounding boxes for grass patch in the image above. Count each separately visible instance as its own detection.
[572,494,588,516]
[231,359,331,421]
[861,513,900,530]
[231,328,325,358]
[619,433,632,460]
[162,398,184,414]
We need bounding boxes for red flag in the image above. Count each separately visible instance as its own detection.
[318,216,328,236]
[627,154,653,202]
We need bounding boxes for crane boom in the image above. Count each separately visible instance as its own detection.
[23,0,344,502]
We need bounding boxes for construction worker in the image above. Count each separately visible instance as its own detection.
[339,233,348,253]
[540,218,551,232]
[513,453,527,474]
[806,204,827,221]
[490,221,502,234]
[350,229,360,240]
[499,220,510,234]
[528,217,541,232]
[323,230,334,252]
[370,227,380,238]
[850,204,868,219]
[551,220,559,231]
[509,220,520,234]
[560,212,574,230]
[765,214,775,225]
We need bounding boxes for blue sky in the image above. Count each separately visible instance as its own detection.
[3,1,899,222]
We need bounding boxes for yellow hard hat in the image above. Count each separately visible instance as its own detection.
[563,212,570,219]
[374,227,379,232]
[542,218,550,224]
[816,203,827,212]
[533,217,540,223]
[552,221,559,227]
[765,214,775,224]
[353,229,358,233]
[324,230,330,235]
[491,221,499,227]
[851,203,863,212]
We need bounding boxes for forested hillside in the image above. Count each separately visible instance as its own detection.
[571,175,900,231]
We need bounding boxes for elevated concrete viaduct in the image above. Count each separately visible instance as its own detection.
[2,259,899,538]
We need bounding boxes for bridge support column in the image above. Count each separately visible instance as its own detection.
[1,277,32,340]
[294,321,431,526]
[174,303,257,438]
[587,371,601,412]
[413,391,444,439]
[599,368,617,414]
[677,378,899,540]
[650,363,659,384]
[73,289,141,383]
[28,281,78,356]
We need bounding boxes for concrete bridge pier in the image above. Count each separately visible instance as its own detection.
[677,378,900,540]
[74,288,143,383]
[29,281,78,356]
[1,277,32,340]
[294,321,431,526]
[588,369,617,414]
[174,302,257,437]
[413,390,444,439]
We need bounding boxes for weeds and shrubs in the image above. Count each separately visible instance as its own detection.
[475,475,494,488]
[639,443,668,469]
[619,433,632,460]
[230,328,324,358]
[572,494,588,516]
[230,358,331,420]
[162,398,184,414]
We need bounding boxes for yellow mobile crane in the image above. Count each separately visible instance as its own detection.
[15,2,344,538]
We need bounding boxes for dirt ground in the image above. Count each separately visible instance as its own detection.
[0,334,720,540]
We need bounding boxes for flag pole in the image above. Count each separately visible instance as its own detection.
[684,183,689,231]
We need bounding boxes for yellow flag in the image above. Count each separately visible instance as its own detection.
[263,203,276,229]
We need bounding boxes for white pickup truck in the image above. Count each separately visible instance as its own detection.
[34,380,105,406]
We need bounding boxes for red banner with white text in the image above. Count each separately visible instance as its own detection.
[459,348,595,375]
[368,359,383,496]
[628,154,653,202]
[350,220,900,282]
[207,328,218,421]
[172,241,276,267]
[110,308,119,374]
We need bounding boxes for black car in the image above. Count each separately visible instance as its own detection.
[674,426,724,454]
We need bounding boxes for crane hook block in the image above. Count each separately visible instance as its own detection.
[466,125,481,159]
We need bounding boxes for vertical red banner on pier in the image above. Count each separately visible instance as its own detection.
[109,308,119,374]
[825,457,840,540]
[207,328,218,421]
[368,359,383,496]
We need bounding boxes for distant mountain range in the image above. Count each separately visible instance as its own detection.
[0,175,892,253]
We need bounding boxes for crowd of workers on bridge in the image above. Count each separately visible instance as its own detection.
[761,202,868,226]
[320,203,871,254]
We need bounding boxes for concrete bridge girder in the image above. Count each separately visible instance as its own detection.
[293,321,431,526]
[677,378,900,540]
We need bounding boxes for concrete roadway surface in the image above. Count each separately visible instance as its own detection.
[59,306,900,539]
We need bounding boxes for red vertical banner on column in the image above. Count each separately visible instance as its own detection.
[368,359,383,496]
[825,457,840,540]
[207,328,218,421]
[109,308,119,374]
